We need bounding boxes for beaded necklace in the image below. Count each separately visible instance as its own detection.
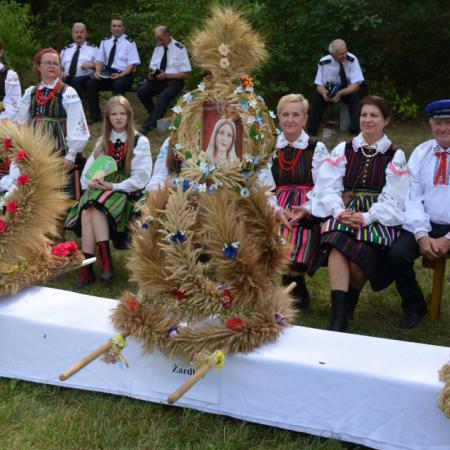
[108,138,127,165]
[34,80,62,106]
[277,146,302,172]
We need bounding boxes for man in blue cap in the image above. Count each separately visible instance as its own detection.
[387,99,450,328]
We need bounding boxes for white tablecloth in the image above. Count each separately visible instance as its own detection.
[0,286,448,450]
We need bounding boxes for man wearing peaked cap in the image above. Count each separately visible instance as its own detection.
[387,99,450,329]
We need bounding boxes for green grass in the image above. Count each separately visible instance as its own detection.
[0,98,448,450]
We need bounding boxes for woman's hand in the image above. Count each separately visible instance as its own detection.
[288,206,309,227]
[338,209,364,229]
[276,208,292,229]
[88,179,113,191]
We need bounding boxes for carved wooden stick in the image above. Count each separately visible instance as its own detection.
[59,332,129,381]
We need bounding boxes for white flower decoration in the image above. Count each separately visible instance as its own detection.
[240,187,250,197]
[197,183,207,193]
[233,85,244,94]
[172,105,182,114]
[269,110,276,119]
[247,116,256,125]
[174,143,184,151]
[168,125,177,131]
[182,92,193,104]
[248,99,257,108]
[218,43,230,56]
[219,58,230,69]
[197,82,205,92]
[245,86,254,93]
[275,128,282,136]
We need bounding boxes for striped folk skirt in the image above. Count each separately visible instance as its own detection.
[317,191,401,291]
[276,184,321,274]
[65,188,133,238]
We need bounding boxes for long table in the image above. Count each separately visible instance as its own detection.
[0,286,448,450]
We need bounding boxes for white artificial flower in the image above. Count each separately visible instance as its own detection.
[182,92,193,104]
[248,99,257,108]
[218,43,230,56]
[240,187,250,197]
[269,110,276,119]
[197,183,207,192]
[197,82,205,92]
[233,85,244,94]
[175,143,184,150]
[247,116,256,125]
[172,105,182,114]
[219,58,230,69]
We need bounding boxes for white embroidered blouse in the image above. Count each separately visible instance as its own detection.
[310,133,409,226]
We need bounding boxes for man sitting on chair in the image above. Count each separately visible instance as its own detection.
[137,26,191,135]
[387,100,450,329]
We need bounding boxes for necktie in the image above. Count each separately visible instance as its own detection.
[434,150,448,185]
[107,38,118,68]
[159,46,168,71]
[339,62,348,89]
[68,45,80,78]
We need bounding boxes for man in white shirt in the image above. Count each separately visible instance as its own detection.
[60,23,98,98]
[86,17,140,123]
[137,26,191,135]
[387,100,450,329]
[308,39,366,137]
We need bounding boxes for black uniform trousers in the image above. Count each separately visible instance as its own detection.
[63,75,91,99]
[387,224,450,314]
[86,74,134,120]
[308,84,367,136]
[137,78,184,131]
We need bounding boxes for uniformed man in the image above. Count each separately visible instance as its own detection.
[86,16,140,123]
[137,25,191,135]
[0,38,21,121]
[60,23,98,98]
[387,100,450,329]
[308,39,366,137]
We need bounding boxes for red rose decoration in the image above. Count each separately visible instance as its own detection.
[6,200,17,213]
[51,241,78,257]
[3,138,12,150]
[128,298,139,312]
[225,317,245,332]
[17,173,30,185]
[222,289,233,308]
[0,219,7,233]
[170,287,187,300]
[16,150,28,162]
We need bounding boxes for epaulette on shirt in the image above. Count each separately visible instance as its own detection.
[319,57,332,66]
[87,42,96,47]
[125,36,134,43]
[175,41,184,49]
[62,43,73,50]
[346,54,355,62]
[103,36,111,41]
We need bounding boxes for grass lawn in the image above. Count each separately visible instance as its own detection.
[0,95,448,449]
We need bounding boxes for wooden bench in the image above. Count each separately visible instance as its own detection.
[422,257,449,319]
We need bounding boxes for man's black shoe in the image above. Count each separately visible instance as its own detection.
[399,310,426,329]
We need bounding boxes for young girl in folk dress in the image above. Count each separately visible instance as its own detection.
[65,96,152,287]
[271,94,328,308]
[311,96,409,331]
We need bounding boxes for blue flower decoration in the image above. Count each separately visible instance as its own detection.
[169,230,187,244]
[167,326,179,338]
[182,179,190,192]
[223,241,240,259]
[141,223,149,230]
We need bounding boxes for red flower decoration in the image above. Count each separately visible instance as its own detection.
[222,289,233,308]
[6,200,17,213]
[225,317,245,332]
[0,219,7,233]
[128,298,139,312]
[170,287,187,300]
[16,150,28,162]
[51,241,78,257]
[17,173,30,185]
[3,138,12,150]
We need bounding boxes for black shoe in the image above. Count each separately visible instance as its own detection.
[329,290,349,332]
[400,309,427,329]
[88,117,101,125]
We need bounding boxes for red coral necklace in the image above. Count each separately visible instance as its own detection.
[108,139,127,165]
[277,146,302,172]
[35,80,62,106]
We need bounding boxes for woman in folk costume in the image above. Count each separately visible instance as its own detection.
[16,47,89,197]
[65,96,152,287]
[310,95,409,331]
[0,38,21,122]
[271,94,328,308]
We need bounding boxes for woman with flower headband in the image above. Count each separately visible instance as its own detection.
[16,47,89,198]
[310,95,409,331]
[270,94,329,309]
[65,96,152,287]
